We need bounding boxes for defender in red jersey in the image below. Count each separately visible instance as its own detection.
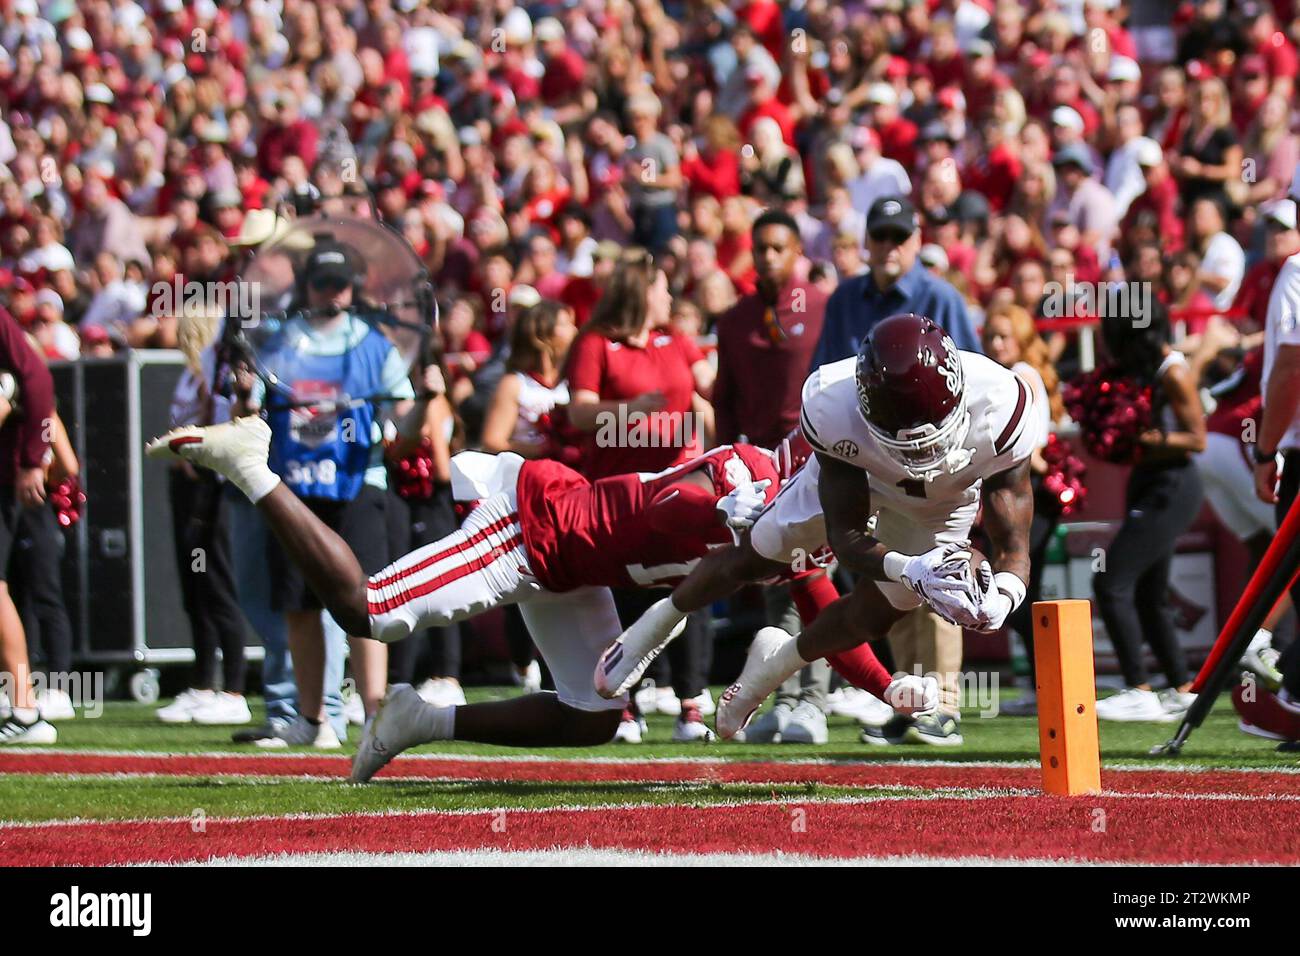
[147,416,894,779]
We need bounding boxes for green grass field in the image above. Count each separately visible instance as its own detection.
[27,685,1295,765]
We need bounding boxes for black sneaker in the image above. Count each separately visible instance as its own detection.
[1277,739,1300,753]
[906,712,964,746]
[861,714,913,746]
[232,716,293,744]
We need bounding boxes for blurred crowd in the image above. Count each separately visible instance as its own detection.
[2,0,1300,745]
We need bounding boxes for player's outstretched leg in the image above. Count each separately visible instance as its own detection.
[595,540,786,698]
[715,578,910,738]
[146,418,370,636]
[352,686,622,782]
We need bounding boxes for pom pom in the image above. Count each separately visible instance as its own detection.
[1063,365,1154,465]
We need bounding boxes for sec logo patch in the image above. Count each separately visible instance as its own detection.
[832,439,860,457]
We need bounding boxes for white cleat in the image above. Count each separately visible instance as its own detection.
[146,417,277,501]
[594,597,688,699]
[351,684,436,782]
[715,627,798,740]
[0,716,58,745]
[829,686,895,727]
[1095,687,1174,722]
[343,692,366,727]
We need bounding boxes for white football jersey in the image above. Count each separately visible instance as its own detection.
[798,352,1043,525]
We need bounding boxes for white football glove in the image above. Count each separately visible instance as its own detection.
[716,478,772,530]
[971,563,1025,633]
[897,544,982,628]
[883,674,939,716]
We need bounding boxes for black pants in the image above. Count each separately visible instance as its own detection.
[169,468,248,693]
[614,587,711,703]
[12,503,74,675]
[1093,460,1202,688]
[1278,452,1300,699]
[384,486,464,685]
[1007,477,1062,675]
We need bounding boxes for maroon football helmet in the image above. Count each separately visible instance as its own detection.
[855,313,971,478]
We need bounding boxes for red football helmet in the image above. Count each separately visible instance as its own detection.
[771,427,814,481]
[855,313,971,478]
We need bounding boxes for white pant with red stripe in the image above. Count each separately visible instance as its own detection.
[366,452,627,712]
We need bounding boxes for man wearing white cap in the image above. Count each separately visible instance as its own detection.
[1254,167,1300,747]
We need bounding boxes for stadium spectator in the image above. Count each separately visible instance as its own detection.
[0,306,55,745]
[1094,303,1206,723]
[156,305,251,727]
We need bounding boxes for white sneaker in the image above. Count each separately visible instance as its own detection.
[830,687,895,727]
[0,715,57,745]
[671,708,716,742]
[416,678,466,708]
[633,680,659,714]
[780,700,829,744]
[145,416,277,502]
[613,711,644,744]
[351,684,437,782]
[0,691,9,721]
[255,715,343,749]
[742,701,792,743]
[36,687,76,721]
[684,688,715,716]
[1159,688,1196,717]
[343,693,365,726]
[594,597,688,698]
[156,688,216,724]
[515,660,542,694]
[1095,687,1173,722]
[190,692,252,725]
[655,687,681,717]
[716,627,799,739]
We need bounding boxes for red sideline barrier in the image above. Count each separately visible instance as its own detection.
[1191,489,1300,693]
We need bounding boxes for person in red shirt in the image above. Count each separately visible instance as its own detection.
[866,83,918,170]
[681,115,743,202]
[1233,199,1300,332]
[1120,142,1185,257]
[565,252,715,480]
[148,416,894,765]
[737,69,795,149]
[535,17,590,124]
[966,117,1023,213]
[1247,6,1298,99]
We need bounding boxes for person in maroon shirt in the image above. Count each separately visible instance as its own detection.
[713,209,826,449]
[0,305,56,743]
[867,84,918,170]
[255,91,319,180]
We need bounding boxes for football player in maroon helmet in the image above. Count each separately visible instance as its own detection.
[599,313,1041,737]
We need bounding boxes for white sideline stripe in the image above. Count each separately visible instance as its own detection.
[4,785,1295,831]
[168,848,1168,868]
[8,747,1295,774]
